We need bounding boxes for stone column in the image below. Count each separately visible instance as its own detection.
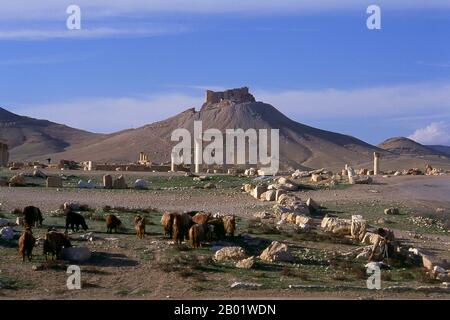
[194,138,202,174]
[373,152,380,175]
[171,153,176,172]
[347,166,355,184]
[87,161,96,171]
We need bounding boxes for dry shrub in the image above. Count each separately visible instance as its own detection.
[297,271,309,281]
[415,270,440,284]
[281,266,293,277]
[381,272,393,282]
[351,266,367,280]
[399,271,415,281]
[331,273,348,281]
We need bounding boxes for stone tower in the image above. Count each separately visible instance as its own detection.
[0,140,9,167]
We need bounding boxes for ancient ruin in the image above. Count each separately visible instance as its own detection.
[201,87,256,110]
[0,140,9,167]
[373,152,380,175]
[138,152,150,165]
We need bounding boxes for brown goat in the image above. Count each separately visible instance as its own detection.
[222,215,236,237]
[23,206,44,228]
[207,218,225,240]
[192,212,211,225]
[189,223,210,248]
[135,215,146,239]
[43,231,72,260]
[18,228,36,262]
[161,212,175,238]
[172,213,193,244]
[106,214,122,233]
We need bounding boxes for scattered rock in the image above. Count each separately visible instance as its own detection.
[278,183,298,191]
[244,168,257,176]
[235,256,256,269]
[321,217,351,235]
[79,232,96,242]
[384,207,399,215]
[33,169,47,179]
[0,218,8,227]
[77,180,93,189]
[354,176,373,184]
[230,282,262,289]
[351,215,367,241]
[275,190,286,202]
[253,212,271,219]
[276,193,289,205]
[292,170,310,179]
[311,174,323,182]
[259,241,294,262]
[264,190,276,201]
[251,185,268,199]
[113,175,128,189]
[377,217,393,224]
[61,247,92,262]
[362,232,382,245]
[9,174,26,187]
[214,246,246,262]
[306,198,319,211]
[134,179,147,189]
[0,227,14,240]
[32,265,43,271]
[295,215,311,229]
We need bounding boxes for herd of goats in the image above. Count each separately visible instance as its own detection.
[13,204,236,262]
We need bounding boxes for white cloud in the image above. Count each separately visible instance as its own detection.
[18,93,203,133]
[0,26,187,40]
[408,122,450,145]
[2,0,450,20]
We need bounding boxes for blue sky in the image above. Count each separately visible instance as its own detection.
[0,0,450,145]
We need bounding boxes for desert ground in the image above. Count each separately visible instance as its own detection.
[1,169,450,299]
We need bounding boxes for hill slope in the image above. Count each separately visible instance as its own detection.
[377,137,446,156]
[0,107,103,161]
[428,145,450,157]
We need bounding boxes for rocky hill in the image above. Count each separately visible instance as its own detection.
[41,88,385,170]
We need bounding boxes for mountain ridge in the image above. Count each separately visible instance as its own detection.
[2,88,449,171]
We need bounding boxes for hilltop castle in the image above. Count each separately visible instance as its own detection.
[201,87,256,110]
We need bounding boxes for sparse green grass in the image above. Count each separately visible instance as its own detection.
[0,274,35,290]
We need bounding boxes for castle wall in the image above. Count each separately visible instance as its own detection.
[205,87,255,105]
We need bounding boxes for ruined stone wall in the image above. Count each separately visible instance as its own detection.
[204,87,256,105]
[0,142,9,167]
